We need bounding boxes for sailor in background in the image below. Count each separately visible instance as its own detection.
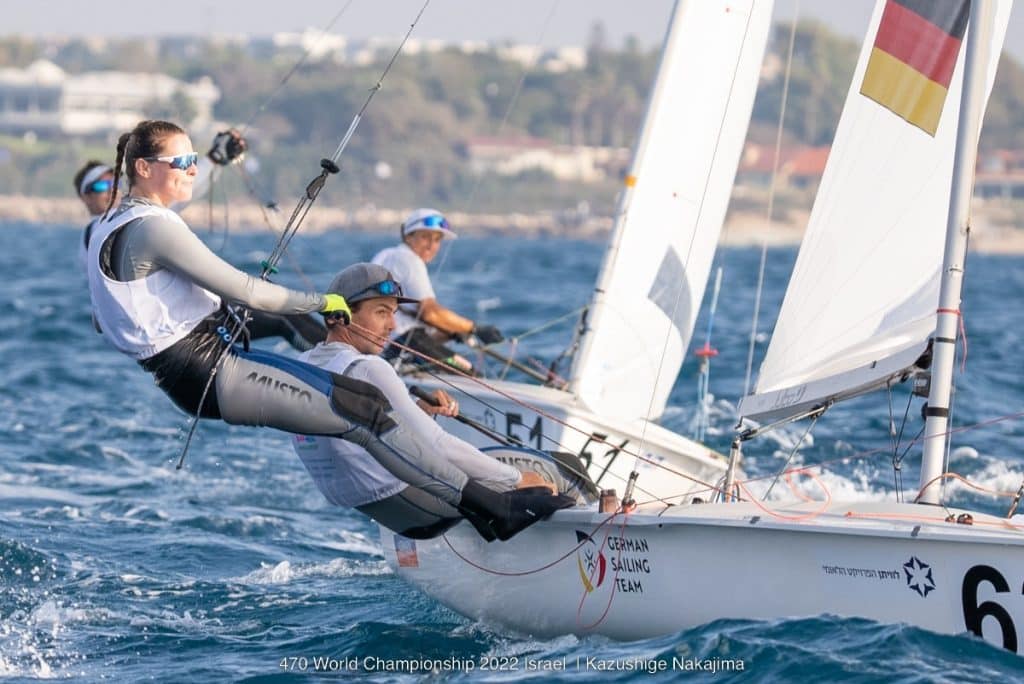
[89,119,567,542]
[372,208,504,372]
[74,129,325,351]
[73,161,116,275]
[293,262,577,541]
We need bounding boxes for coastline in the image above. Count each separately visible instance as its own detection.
[1,194,1021,253]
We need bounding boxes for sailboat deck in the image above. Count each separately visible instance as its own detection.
[549,500,1024,546]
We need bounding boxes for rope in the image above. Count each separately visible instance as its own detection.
[742,4,800,398]
[174,1,432,470]
[440,508,622,577]
[762,412,818,500]
[655,409,1024,505]
[736,469,832,522]
[575,512,629,631]
[623,3,768,500]
[914,472,1019,504]
[239,1,357,136]
[204,2,357,262]
[351,320,721,500]
[407,0,562,334]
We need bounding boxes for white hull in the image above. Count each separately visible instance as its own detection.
[402,371,728,503]
[382,501,1024,650]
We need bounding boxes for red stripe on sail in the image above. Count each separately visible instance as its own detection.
[874,0,963,87]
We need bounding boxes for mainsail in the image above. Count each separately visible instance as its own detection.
[569,0,773,421]
[739,0,1011,424]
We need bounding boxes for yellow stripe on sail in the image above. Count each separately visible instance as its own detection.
[860,47,949,135]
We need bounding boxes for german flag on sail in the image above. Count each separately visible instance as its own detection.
[860,0,969,135]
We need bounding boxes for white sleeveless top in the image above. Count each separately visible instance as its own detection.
[292,343,406,508]
[87,204,221,360]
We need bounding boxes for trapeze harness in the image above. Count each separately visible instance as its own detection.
[85,203,474,506]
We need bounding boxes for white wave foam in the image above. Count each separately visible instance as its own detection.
[319,529,382,556]
[746,464,891,504]
[947,459,1023,499]
[237,557,391,585]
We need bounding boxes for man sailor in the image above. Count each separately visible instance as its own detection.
[372,208,503,372]
[90,119,572,543]
[292,262,577,540]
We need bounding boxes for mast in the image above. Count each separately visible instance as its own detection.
[918,0,995,505]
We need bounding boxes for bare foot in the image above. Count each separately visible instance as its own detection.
[517,471,557,495]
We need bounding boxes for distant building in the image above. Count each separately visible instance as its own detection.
[495,44,587,72]
[271,29,347,61]
[0,59,219,137]
[975,149,1024,200]
[737,142,830,192]
[738,142,1024,200]
[466,136,628,182]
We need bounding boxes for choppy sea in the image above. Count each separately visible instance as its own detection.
[2,222,1024,682]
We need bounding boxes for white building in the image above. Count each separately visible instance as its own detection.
[271,29,347,61]
[0,59,219,137]
[467,136,628,183]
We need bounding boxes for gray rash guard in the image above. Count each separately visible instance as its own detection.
[105,196,323,314]
[102,197,474,509]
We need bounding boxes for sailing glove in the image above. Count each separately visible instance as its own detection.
[207,129,248,165]
[473,324,504,345]
[320,293,352,325]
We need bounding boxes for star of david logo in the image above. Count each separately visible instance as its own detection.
[903,556,936,597]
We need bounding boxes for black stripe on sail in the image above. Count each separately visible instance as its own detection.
[893,0,970,40]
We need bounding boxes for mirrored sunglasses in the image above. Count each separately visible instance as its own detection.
[353,279,403,299]
[83,179,112,194]
[145,153,199,170]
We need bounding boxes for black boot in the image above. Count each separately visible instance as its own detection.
[457,479,576,542]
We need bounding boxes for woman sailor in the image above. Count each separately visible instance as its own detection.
[86,119,572,541]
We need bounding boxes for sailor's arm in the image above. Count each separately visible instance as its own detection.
[417,297,473,336]
[143,217,326,314]
[353,357,522,490]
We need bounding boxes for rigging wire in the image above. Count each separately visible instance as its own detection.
[762,412,818,501]
[239,0,357,137]
[204,1,357,262]
[886,382,916,502]
[742,2,800,400]
[624,4,765,503]
[175,0,432,470]
[402,0,562,360]
[369,322,721,499]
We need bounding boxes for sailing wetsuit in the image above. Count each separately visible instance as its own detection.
[293,341,520,537]
[80,209,325,352]
[86,197,475,506]
[293,342,596,538]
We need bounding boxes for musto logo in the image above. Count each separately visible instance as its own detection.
[576,530,606,592]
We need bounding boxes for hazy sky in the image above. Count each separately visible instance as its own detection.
[6,1,1023,64]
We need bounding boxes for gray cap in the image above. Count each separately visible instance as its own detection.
[326,262,418,306]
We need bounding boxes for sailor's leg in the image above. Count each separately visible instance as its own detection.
[245,310,326,351]
[356,486,462,539]
[484,447,599,504]
[214,347,469,505]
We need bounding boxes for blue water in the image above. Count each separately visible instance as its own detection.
[2,222,1024,682]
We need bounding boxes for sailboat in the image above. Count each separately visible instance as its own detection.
[402,0,774,503]
[382,0,1024,651]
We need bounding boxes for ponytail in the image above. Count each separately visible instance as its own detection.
[103,132,131,219]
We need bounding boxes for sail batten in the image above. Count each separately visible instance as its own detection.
[739,0,1011,424]
[569,0,773,422]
